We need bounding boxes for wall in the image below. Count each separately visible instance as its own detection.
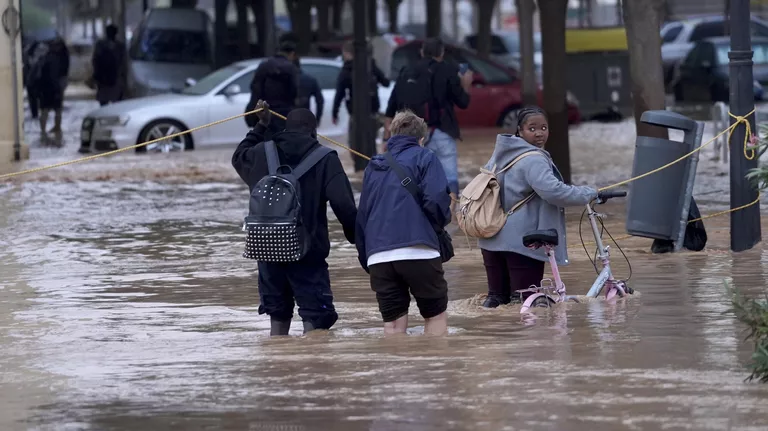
[0,0,29,167]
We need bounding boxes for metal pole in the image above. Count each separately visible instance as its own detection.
[352,0,372,172]
[729,0,762,251]
[3,0,21,161]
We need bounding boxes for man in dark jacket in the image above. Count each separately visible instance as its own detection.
[244,41,300,132]
[331,40,390,125]
[355,110,452,336]
[232,101,358,335]
[293,57,324,124]
[385,38,472,201]
[92,24,127,107]
[38,37,70,137]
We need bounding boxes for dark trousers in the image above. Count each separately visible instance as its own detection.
[27,85,40,118]
[481,250,545,300]
[257,260,338,330]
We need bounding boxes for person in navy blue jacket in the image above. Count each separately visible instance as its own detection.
[355,110,452,336]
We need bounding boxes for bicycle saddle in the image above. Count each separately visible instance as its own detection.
[522,229,559,248]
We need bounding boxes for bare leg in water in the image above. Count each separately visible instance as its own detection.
[384,312,447,336]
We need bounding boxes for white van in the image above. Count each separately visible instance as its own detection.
[127,8,214,98]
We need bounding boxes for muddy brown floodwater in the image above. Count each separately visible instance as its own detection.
[2,122,768,430]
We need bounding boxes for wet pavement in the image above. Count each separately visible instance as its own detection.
[1,101,768,430]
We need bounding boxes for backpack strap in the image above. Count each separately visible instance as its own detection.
[264,141,279,175]
[496,151,543,174]
[292,146,334,179]
[494,150,547,215]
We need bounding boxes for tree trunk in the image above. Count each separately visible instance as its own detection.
[474,0,497,58]
[426,0,441,38]
[616,0,623,25]
[236,0,250,59]
[286,0,313,55]
[586,0,593,26]
[452,0,459,40]
[539,0,572,183]
[386,0,401,33]
[317,0,332,42]
[215,0,230,67]
[623,0,669,140]
[725,0,731,35]
[368,0,378,35]
[332,0,343,33]
[255,0,276,57]
[516,0,537,105]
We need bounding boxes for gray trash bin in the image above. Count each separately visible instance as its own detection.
[626,111,701,241]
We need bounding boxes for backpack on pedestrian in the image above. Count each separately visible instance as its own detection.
[242,141,333,262]
[457,151,543,239]
[393,64,436,121]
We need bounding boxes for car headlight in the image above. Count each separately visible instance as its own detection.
[97,115,130,126]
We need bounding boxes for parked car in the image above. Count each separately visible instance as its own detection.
[671,36,768,103]
[390,40,581,129]
[81,58,392,153]
[463,31,542,78]
[127,8,214,98]
[661,15,768,88]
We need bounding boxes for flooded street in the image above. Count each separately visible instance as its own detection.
[2,102,768,430]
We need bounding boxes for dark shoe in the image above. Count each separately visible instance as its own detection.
[270,317,291,336]
[482,295,511,308]
[78,146,92,154]
[302,320,316,334]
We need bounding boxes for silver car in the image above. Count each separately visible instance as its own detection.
[81,58,393,153]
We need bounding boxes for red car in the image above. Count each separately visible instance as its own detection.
[390,40,581,128]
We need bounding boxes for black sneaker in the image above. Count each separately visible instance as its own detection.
[78,146,92,154]
[482,295,511,308]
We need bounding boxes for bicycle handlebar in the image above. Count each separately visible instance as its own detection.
[599,191,627,199]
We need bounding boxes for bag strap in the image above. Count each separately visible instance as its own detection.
[265,141,279,175]
[383,152,443,233]
[292,146,333,179]
[495,150,546,215]
[496,150,542,174]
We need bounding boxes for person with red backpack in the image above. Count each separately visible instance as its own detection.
[384,38,472,203]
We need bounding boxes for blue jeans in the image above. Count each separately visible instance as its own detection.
[426,128,459,195]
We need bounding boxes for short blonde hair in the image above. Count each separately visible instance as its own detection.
[390,110,428,139]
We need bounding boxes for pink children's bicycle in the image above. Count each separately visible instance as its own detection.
[518,191,634,313]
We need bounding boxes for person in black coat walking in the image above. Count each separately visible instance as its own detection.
[244,42,299,133]
[232,101,358,335]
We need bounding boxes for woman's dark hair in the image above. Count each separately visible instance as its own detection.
[515,105,548,136]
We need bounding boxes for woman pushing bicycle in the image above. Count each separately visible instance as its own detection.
[478,106,598,308]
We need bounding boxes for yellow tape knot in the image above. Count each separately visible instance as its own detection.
[728,109,757,161]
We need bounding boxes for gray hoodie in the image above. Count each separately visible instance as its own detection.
[477,134,597,265]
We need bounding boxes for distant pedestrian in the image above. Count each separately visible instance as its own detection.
[385,37,472,205]
[232,101,358,336]
[293,57,324,125]
[38,37,69,137]
[23,40,48,120]
[91,24,127,107]
[356,110,452,336]
[332,40,390,164]
[478,106,597,308]
[244,41,300,133]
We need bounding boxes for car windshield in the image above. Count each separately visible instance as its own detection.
[716,43,768,65]
[181,64,245,95]
[130,28,210,64]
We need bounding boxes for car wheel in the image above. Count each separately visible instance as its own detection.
[498,106,522,131]
[136,120,193,153]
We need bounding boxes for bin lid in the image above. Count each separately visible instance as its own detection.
[640,110,697,132]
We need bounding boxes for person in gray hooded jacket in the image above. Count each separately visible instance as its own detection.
[478,106,597,308]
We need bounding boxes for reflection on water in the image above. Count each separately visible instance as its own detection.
[1,176,768,431]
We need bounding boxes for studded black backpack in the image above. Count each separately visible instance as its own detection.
[243,141,333,262]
